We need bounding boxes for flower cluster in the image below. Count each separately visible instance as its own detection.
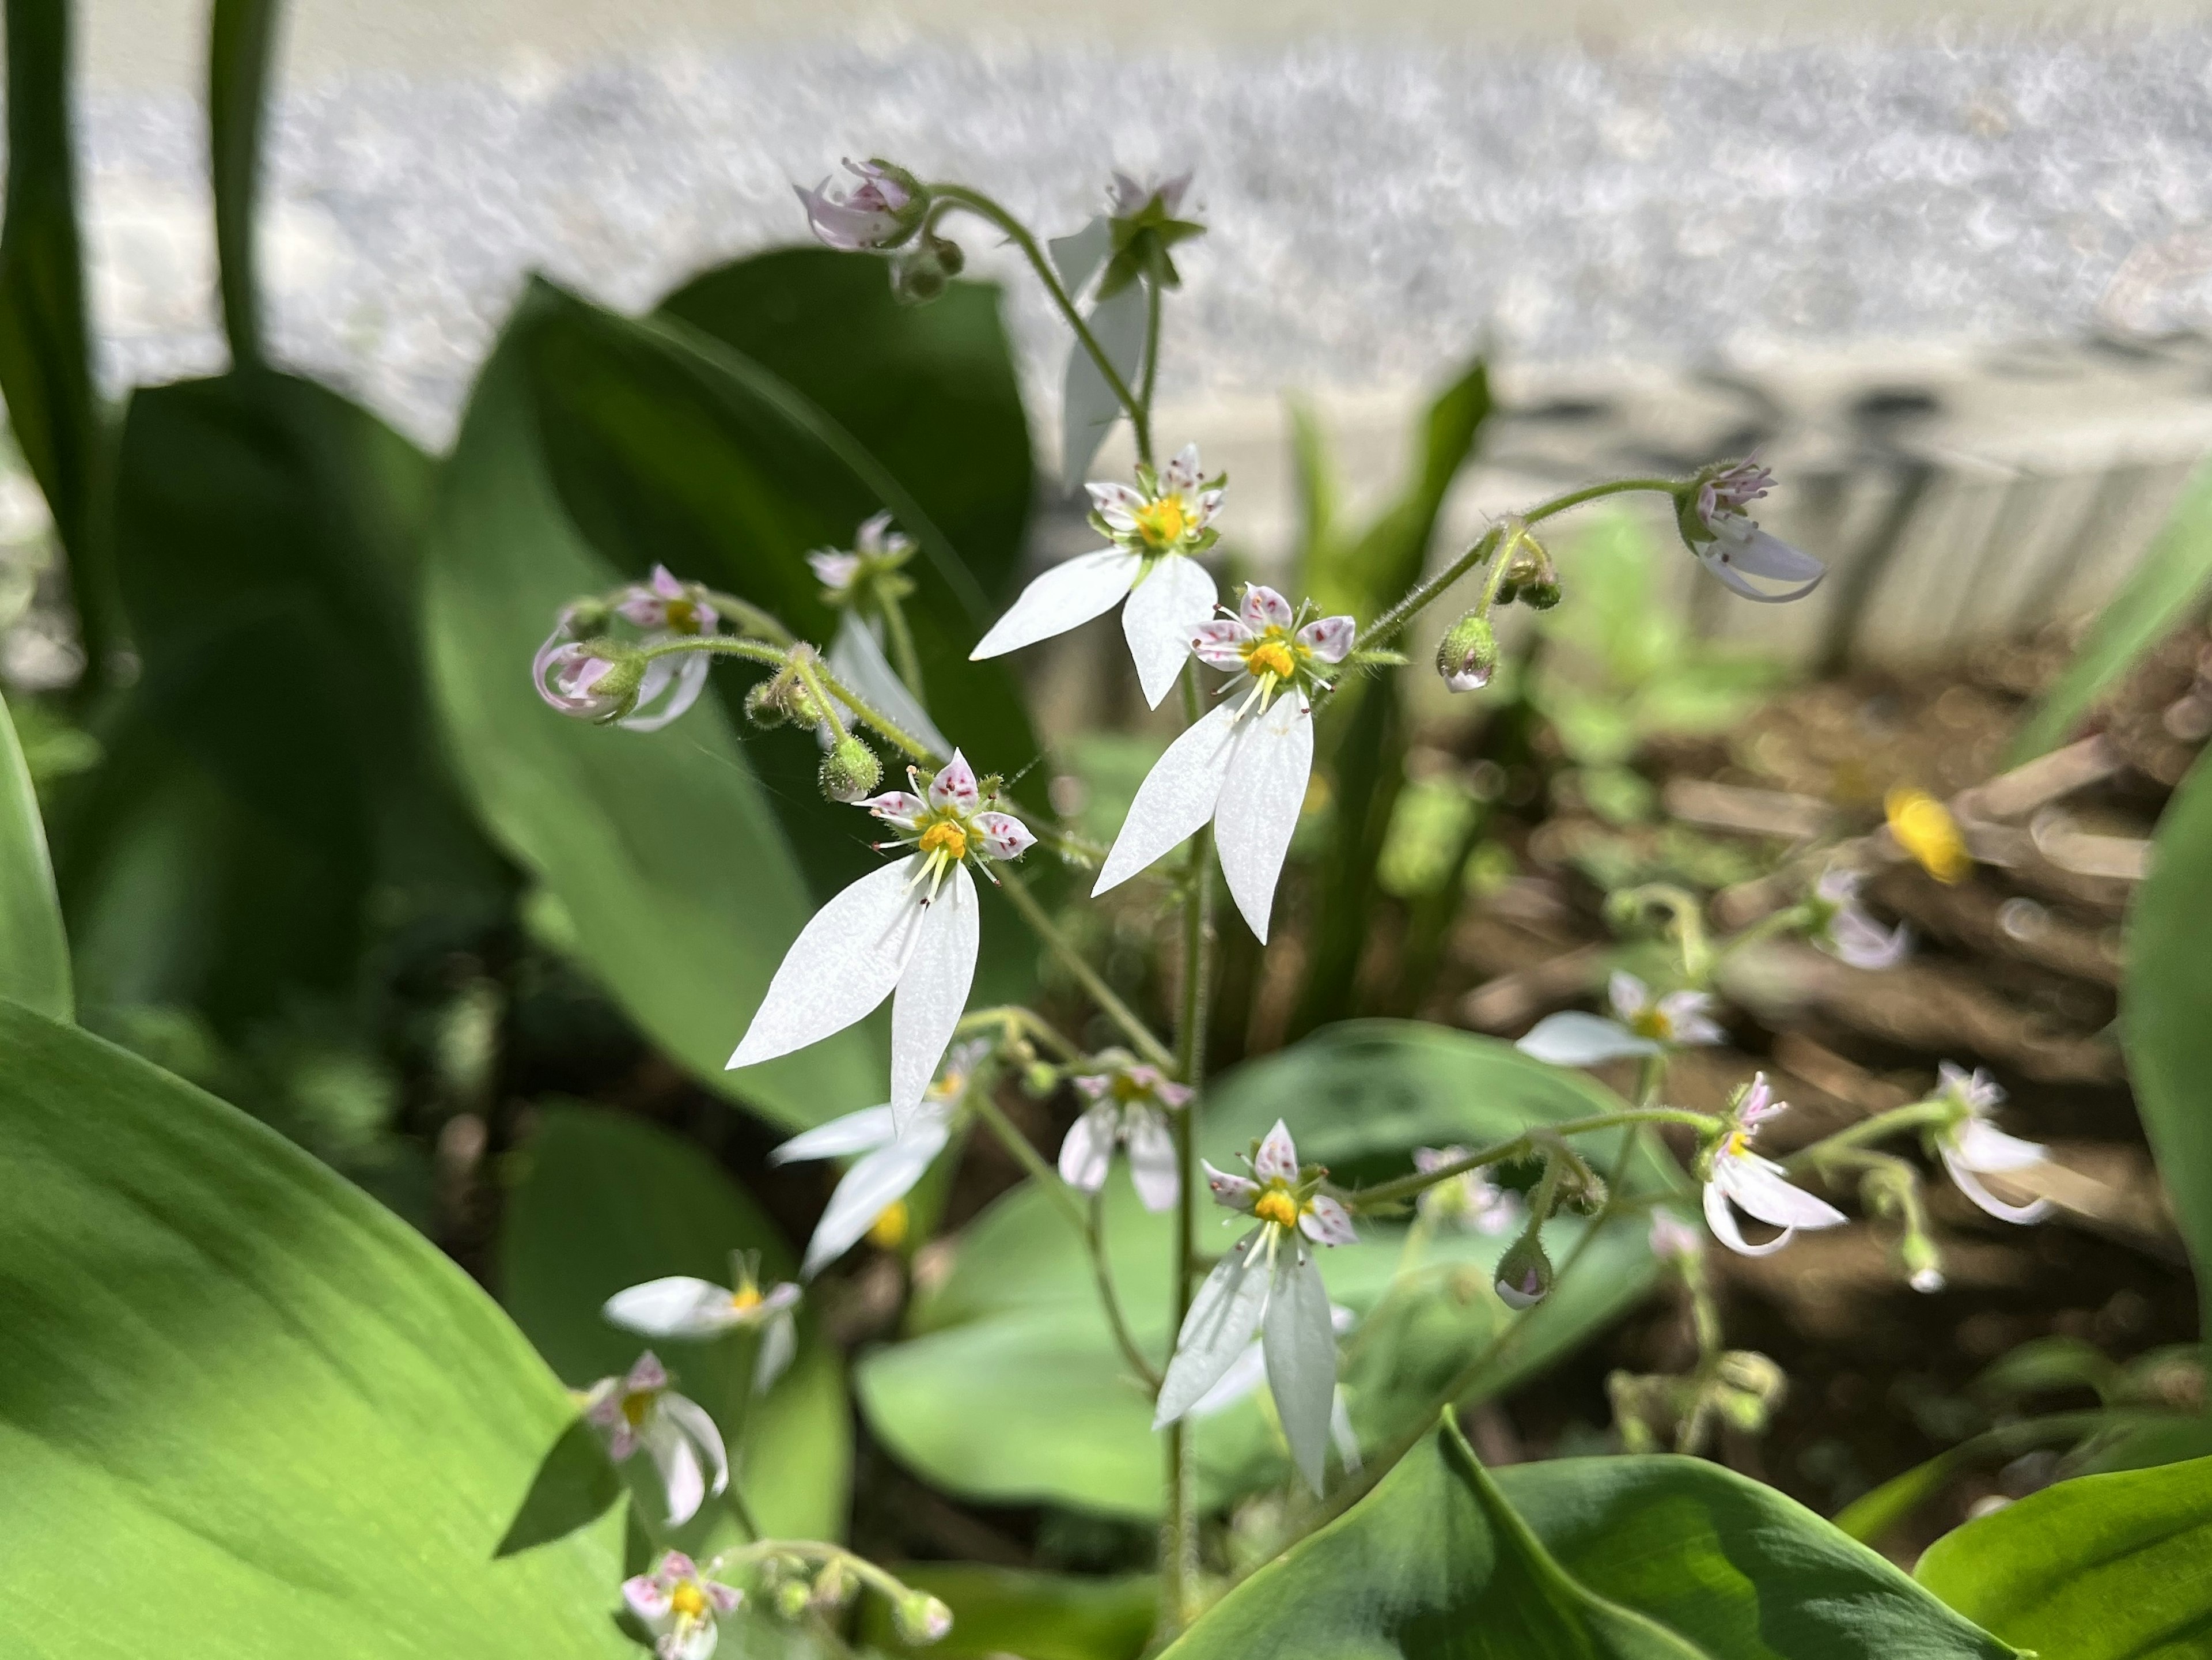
[533,566,723,731]
[1059,1053,1192,1212]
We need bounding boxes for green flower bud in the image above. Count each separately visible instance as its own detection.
[810,1556,856,1612]
[1559,1169,1609,1216]
[744,679,791,728]
[893,1590,954,1645]
[774,1579,813,1621]
[1493,1230,1554,1309]
[889,235,963,305]
[820,734,883,803]
[1435,610,1498,693]
[1022,1060,1061,1098]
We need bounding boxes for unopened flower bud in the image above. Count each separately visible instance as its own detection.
[1022,1061,1060,1098]
[536,638,647,723]
[1714,1349,1788,1431]
[1559,1169,1609,1216]
[1902,1230,1946,1294]
[889,235,963,305]
[1493,1231,1554,1309]
[774,1579,813,1621]
[1500,527,1560,609]
[1436,610,1498,693]
[893,1590,954,1645]
[745,680,791,728]
[820,735,883,803]
[810,1557,856,1612]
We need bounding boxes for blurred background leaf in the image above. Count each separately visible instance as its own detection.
[0,685,69,1018]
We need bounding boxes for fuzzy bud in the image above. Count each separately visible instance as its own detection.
[890,235,964,305]
[1493,1231,1554,1309]
[1559,1169,1609,1217]
[893,1591,955,1645]
[820,735,883,803]
[1435,610,1498,694]
[1022,1061,1061,1098]
[810,1557,857,1612]
[773,1579,813,1621]
[744,680,791,728]
[1714,1349,1788,1431]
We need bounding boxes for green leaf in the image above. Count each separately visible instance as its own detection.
[0,997,627,1655]
[1916,1454,2212,1657]
[2123,746,2212,1342]
[857,1022,1668,1518]
[1165,1419,2014,1659]
[866,1565,1156,1659]
[498,1102,851,1542]
[2008,460,2212,766]
[0,686,70,1018]
[209,0,278,365]
[422,281,881,1129]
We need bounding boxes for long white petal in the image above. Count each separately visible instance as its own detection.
[1187,1339,1267,1417]
[1155,1229,1274,1426]
[1719,1153,1847,1230]
[1094,702,1239,896]
[770,1104,900,1165]
[658,1393,729,1507]
[1704,1177,1791,1258]
[1058,1103,1116,1193]
[1514,1012,1660,1067]
[643,1415,707,1526]
[752,1311,798,1396]
[1122,554,1219,709]
[1062,281,1148,485]
[1697,529,1824,604]
[729,860,926,1072]
[620,652,712,733]
[1214,693,1313,944]
[889,863,979,1117]
[1264,1240,1338,1496]
[1047,215,1111,293]
[828,613,950,756]
[1941,1143,2054,1224]
[970,551,1141,661]
[802,1125,948,1277]
[602,1277,740,1341]
[1951,1120,2047,1174]
[1126,1107,1181,1212]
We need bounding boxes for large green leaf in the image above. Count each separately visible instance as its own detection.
[868,1566,1156,1659]
[0,997,627,1655]
[1916,1454,2212,1657]
[423,281,880,1129]
[2123,747,2212,1344]
[499,1103,851,1542]
[0,686,70,1018]
[2008,462,2212,766]
[857,1023,1669,1517]
[1165,1419,2013,1659]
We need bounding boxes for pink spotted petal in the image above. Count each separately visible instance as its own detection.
[1300,1194,1358,1246]
[706,1581,744,1614]
[625,1574,673,1620]
[1240,585,1294,632]
[1159,443,1204,496]
[1297,615,1355,664]
[1203,1160,1260,1212]
[858,790,926,826]
[1253,1119,1300,1181]
[929,750,981,814]
[972,811,1036,860]
[1191,617,1254,670]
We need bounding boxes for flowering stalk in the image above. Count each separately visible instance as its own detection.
[994,852,1175,1073]
[641,634,941,763]
[1343,1107,1711,1213]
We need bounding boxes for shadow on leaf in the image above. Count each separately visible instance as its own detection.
[496,1416,622,1559]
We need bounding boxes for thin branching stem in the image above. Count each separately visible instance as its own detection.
[994,872,1176,1071]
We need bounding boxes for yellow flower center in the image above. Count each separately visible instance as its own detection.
[728,1285,763,1313]
[620,1390,654,1428]
[671,1582,710,1620]
[1722,1130,1751,1160]
[918,820,968,862]
[1132,496,1190,547]
[1109,1073,1148,1104]
[663,597,703,636]
[1885,787,1969,883]
[1628,1007,1671,1042]
[869,1199,911,1249]
[1253,1186,1301,1229]
[1244,640,1297,682]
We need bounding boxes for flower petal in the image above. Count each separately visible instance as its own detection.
[1330,1388,1363,1476]
[752,1310,798,1396]
[1950,1118,2047,1174]
[802,1122,949,1276]
[1703,1177,1791,1257]
[970,551,1142,661]
[1062,281,1149,483]
[889,863,979,1117]
[929,750,980,814]
[643,1413,707,1526]
[1093,701,1238,896]
[1058,1103,1116,1193]
[1941,1143,2054,1223]
[659,1391,729,1502]
[1126,1107,1181,1212]
[603,1277,740,1341]
[828,613,950,757]
[1297,615,1355,664]
[1696,523,1825,603]
[1203,1160,1260,1211]
[728,860,927,1073]
[1123,554,1219,709]
[1187,1338,1267,1417]
[1514,1012,1659,1067]
[972,811,1036,861]
[1214,691,1313,943]
[1240,585,1294,632]
[624,1573,674,1620]
[1254,1120,1300,1181]
[1047,215,1112,294]
[668,1619,722,1660]
[1300,1194,1358,1246]
[1190,617,1255,670]
[1607,972,1649,1019]
[1155,1228,1274,1425]
[1717,1152,1847,1230]
[1263,1238,1338,1496]
[1160,442,1203,496]
[621,651,711,733]
[769,1103,900,1164]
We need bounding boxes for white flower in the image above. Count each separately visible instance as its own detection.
[531,568,719,733]
[728,753,1032,1118]
[1684,459,1825,604]
[1700,1075,1849,1258]
[1517,972,1727,1067]
[603,1261,805,1396]
[1154,1120,1357,1495]
[795,158,925,251]
[1111,169,1195,220]
[970,444,1224,708]
[1411,1147,1521,1235]
[1649,1209,1704,1264]
[624,1551,743,1660]
[1189,1302,1364,1476]
[808,511,915,601]
[1812,869,1911,970]
[1059,1055,1192,1212]
[582,1353,730,1526]
[770,1040,991,1276]
[1092,585,1354,942]
[1930,1062,2052,1224]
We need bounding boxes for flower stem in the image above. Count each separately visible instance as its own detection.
[1344,1107,1710,1212]
[698,588,798,648]
[956,1003,1085,1063]
[642,636,941,762]
[1141,274,1164,433]
[968,1088,1161,1389]
[1782,1099,1953,1173]
[994,871,1176,1072]
[788,651,853,746]
[927,183,1153,465]
[879,593,926,701]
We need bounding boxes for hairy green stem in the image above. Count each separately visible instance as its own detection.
[1345,1107,1710,1212]
[698,588,798,648]
[878,594,926,700]
[1783,1099,1953,1172]
[994,872,1176,1071]
[642,635,940,763]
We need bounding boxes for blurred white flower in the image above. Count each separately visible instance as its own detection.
[1517,972,1726,1067]
[1412,1147,1521,1235]
[796,158,925,251]
[624,1551,742,1660]
[1684,459,1825,604]
[603,1262,804,1396]
[1931,1062,2052,1224]
[582,1353,729,1526]
[1701,1075,1847,1258]
[1059,1055,1191,1212]
[1812,869,1911,970]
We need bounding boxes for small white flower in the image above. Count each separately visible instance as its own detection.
[582,1353,730,1526]
[1700,1075,1849,1258]
[1930,1062,2052,1224]
[1411,1147,1521,1235]
[1155,1121,1356,1495]
[1649,1209,1703,1263]
[1059,1054,1192,1212]
[1092,585,1354,942]
[770,1040,991,1276]
[808,510,915,602]
[603,1261,805,1396]
[1684,459,1825,604]
[1517,972,1727,1067]
[1813,869,1911,970]
[624,1551,743,1660]
[1189,1303,1364,1476]
[971,443,1224,708]
[795,158,925,252]
[532,568,718,733]
[728,753,1031,1119]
